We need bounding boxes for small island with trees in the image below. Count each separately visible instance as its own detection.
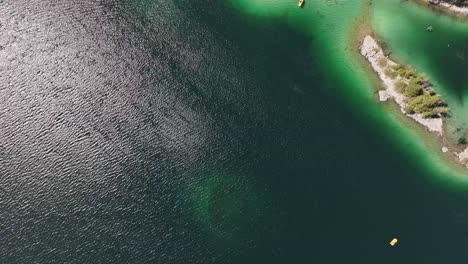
[385,63,449,118]
[361,35,448,134]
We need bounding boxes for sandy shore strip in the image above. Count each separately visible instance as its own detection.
[360,35,443,134]
[424,0,468,15]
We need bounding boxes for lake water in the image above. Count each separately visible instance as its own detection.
[1,0,468,262]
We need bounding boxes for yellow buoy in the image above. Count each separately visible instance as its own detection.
[298,0,304,7]
[389,238,398,246]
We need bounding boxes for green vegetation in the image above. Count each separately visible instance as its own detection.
[412,73,427,85]
[404,81,422,97]
[391,64,403,71]
[388,64,449,118]
[426,87,436,95]
[404,91,448,118]
[378,58,387,68]
[396,68,406,77]
[378,56,449,119]
[405,94,447,117]
[384,68,398,79]
[390,64,417,78]
[390,64,420,79]
[394,80,406,93]
[404,67,417,79]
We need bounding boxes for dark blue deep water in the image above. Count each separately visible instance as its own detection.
[2,0,468,263]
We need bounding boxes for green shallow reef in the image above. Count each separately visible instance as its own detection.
[187,170,275,249]
[230,0,468,184]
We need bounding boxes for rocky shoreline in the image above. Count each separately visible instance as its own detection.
[425,0,468,15]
